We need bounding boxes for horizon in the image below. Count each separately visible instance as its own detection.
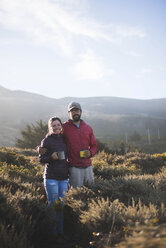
[1,84,166,101]
[0,0,166,100]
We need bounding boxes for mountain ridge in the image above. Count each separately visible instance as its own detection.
[1,85,166,101]
[0,85,166,147]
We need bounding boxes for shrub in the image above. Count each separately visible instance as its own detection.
[80,199,126,233]
[0,150,30,167]
[115,224,166,248]
[1,147,166,248]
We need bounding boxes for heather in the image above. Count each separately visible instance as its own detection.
[0,146,166,247]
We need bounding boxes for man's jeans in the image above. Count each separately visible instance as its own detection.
[44,179,68,235]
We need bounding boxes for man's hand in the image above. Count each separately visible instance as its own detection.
[37,146,47,155]
[51,152,58,160]
[83,150,91,158]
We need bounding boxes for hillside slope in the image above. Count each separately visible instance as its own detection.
[0,85,166,147]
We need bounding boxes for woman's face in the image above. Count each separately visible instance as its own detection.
[51,120,62,134]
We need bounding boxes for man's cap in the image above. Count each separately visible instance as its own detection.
[68,101,82,111]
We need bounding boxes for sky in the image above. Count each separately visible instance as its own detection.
[0,0,166,100]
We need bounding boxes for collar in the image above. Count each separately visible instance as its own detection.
[69,119,83,125]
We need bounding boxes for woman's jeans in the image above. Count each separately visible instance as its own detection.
[44,178,68,235]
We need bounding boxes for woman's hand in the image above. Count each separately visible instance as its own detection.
[51,152,58,160]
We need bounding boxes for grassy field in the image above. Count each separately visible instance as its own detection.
[0,146,166,248]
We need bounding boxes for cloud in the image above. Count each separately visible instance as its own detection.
[0,0,118,56]
[71,50,114,81]
[0,0,146,56]
[136,68,153,78]
[141,68,153,73]
[123,50,143,57]
[114,25,146,38]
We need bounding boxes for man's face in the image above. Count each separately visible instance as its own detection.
[69,108,81,122]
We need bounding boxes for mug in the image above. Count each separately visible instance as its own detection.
[57,151,65,160]
[80,150,87,158]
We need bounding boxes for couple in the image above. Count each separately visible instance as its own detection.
[38,101,97,243]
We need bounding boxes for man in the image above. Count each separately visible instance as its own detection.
[38,101,97,188]
[64,101,97,188]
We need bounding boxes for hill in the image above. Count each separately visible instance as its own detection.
[0,85,166,149]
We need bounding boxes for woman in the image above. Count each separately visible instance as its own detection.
[39,116,69,243]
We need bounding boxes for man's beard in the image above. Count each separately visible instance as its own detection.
[73,114,81,122]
